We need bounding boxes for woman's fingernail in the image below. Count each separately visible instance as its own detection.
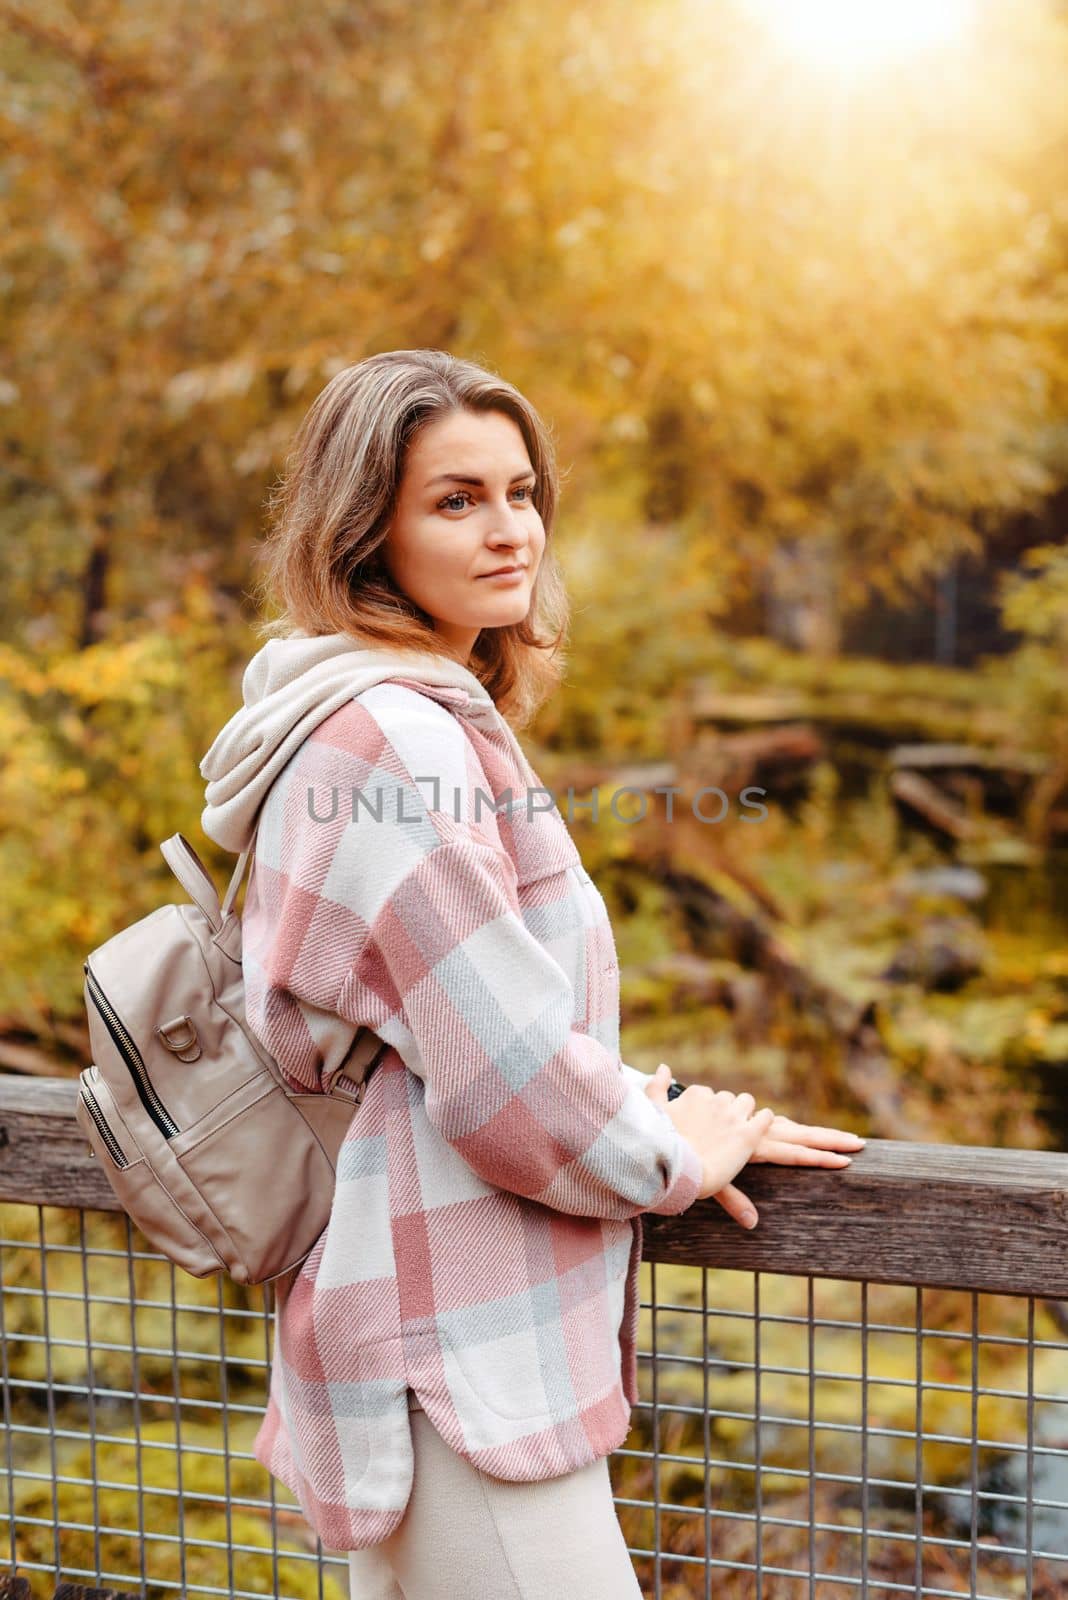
[742,1212,758,1229]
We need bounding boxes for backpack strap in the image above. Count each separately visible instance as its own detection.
[162,816,388,1098]
[220,820,258,922]
[216,812,388,1096]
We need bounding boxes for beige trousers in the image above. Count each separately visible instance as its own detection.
[346,1394,643,1600]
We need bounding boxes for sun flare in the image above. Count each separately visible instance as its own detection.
[754,0,974,72]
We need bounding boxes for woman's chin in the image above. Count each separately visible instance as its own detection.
[473,596,531,625]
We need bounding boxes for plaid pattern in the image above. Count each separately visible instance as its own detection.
[244,680,702,1551]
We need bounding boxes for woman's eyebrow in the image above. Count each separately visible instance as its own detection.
[425,469,537,488]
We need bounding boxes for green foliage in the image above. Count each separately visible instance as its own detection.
[992,543,1068,789]
[966,544,1068,846]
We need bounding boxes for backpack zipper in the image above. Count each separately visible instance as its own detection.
[81,1076,130,1169]
[83,962,180,1138]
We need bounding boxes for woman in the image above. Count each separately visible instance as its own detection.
[199,349,863,1599]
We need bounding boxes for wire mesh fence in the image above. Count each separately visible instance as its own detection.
[624,1263,1068,1599]
[1,1197,1065,1599]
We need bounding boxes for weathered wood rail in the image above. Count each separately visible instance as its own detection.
[2,1075,1067,1298]
[2,1075,1067,1596]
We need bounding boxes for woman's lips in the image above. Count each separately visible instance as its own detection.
[476,567,527,583]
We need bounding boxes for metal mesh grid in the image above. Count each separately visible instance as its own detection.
[1,1202,1065,1599]
[618,1263,1068,1599]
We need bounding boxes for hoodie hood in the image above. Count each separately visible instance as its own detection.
[199,632,502,854]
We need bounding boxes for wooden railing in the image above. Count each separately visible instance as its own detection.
[1,1075,1067,1599]
[3,1078,1067,1295]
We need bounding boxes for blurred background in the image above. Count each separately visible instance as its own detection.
[2,0,1068,1591]
[4,0,1067,1139]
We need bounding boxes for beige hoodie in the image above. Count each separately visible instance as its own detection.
[199,631,508,855]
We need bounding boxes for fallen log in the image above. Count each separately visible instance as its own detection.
[0,1039,74,1077]
[889,741,1047,775]
[888,769,983,839]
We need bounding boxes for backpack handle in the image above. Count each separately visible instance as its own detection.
[161,820,260,931]
[161,834,225,928]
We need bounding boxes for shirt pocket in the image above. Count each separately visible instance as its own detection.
[499,800,583,886]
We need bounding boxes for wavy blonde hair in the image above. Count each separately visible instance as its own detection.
[251,349,570,727]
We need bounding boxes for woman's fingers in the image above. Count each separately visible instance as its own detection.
[749,1106,776,1140]
[749,1140,853,1167]
[769,1116,866,1149]
[712,1181,760,1230]
[644,1064,672,1104]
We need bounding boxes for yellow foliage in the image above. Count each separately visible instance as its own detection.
[0,596,251,1028]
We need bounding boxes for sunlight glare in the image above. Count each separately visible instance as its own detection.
[756,0,974,72]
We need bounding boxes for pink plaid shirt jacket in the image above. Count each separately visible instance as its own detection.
[225,662,702,1552]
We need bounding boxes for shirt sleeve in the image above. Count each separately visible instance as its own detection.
[620,1061,656,1092]
[336,836,703,1220]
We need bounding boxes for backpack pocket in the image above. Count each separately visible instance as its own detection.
[84,962,180,1139]
[173,1079,342,1283]
[76,1067,224,1277]
[78,1066,135,1169]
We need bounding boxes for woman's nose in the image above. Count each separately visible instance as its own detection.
[487,525,527,549]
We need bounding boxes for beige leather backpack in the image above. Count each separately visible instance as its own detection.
[77,823,385,1286]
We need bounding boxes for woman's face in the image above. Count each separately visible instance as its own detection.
[382,408,546,661]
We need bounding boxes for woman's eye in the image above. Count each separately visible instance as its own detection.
[438,484,536,512]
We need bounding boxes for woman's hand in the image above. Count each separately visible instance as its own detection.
[644,1066,775,1217]
[747,1113,865,1166]
[644,1066,864,1230]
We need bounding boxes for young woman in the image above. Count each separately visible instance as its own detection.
[199,349,863,1599]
